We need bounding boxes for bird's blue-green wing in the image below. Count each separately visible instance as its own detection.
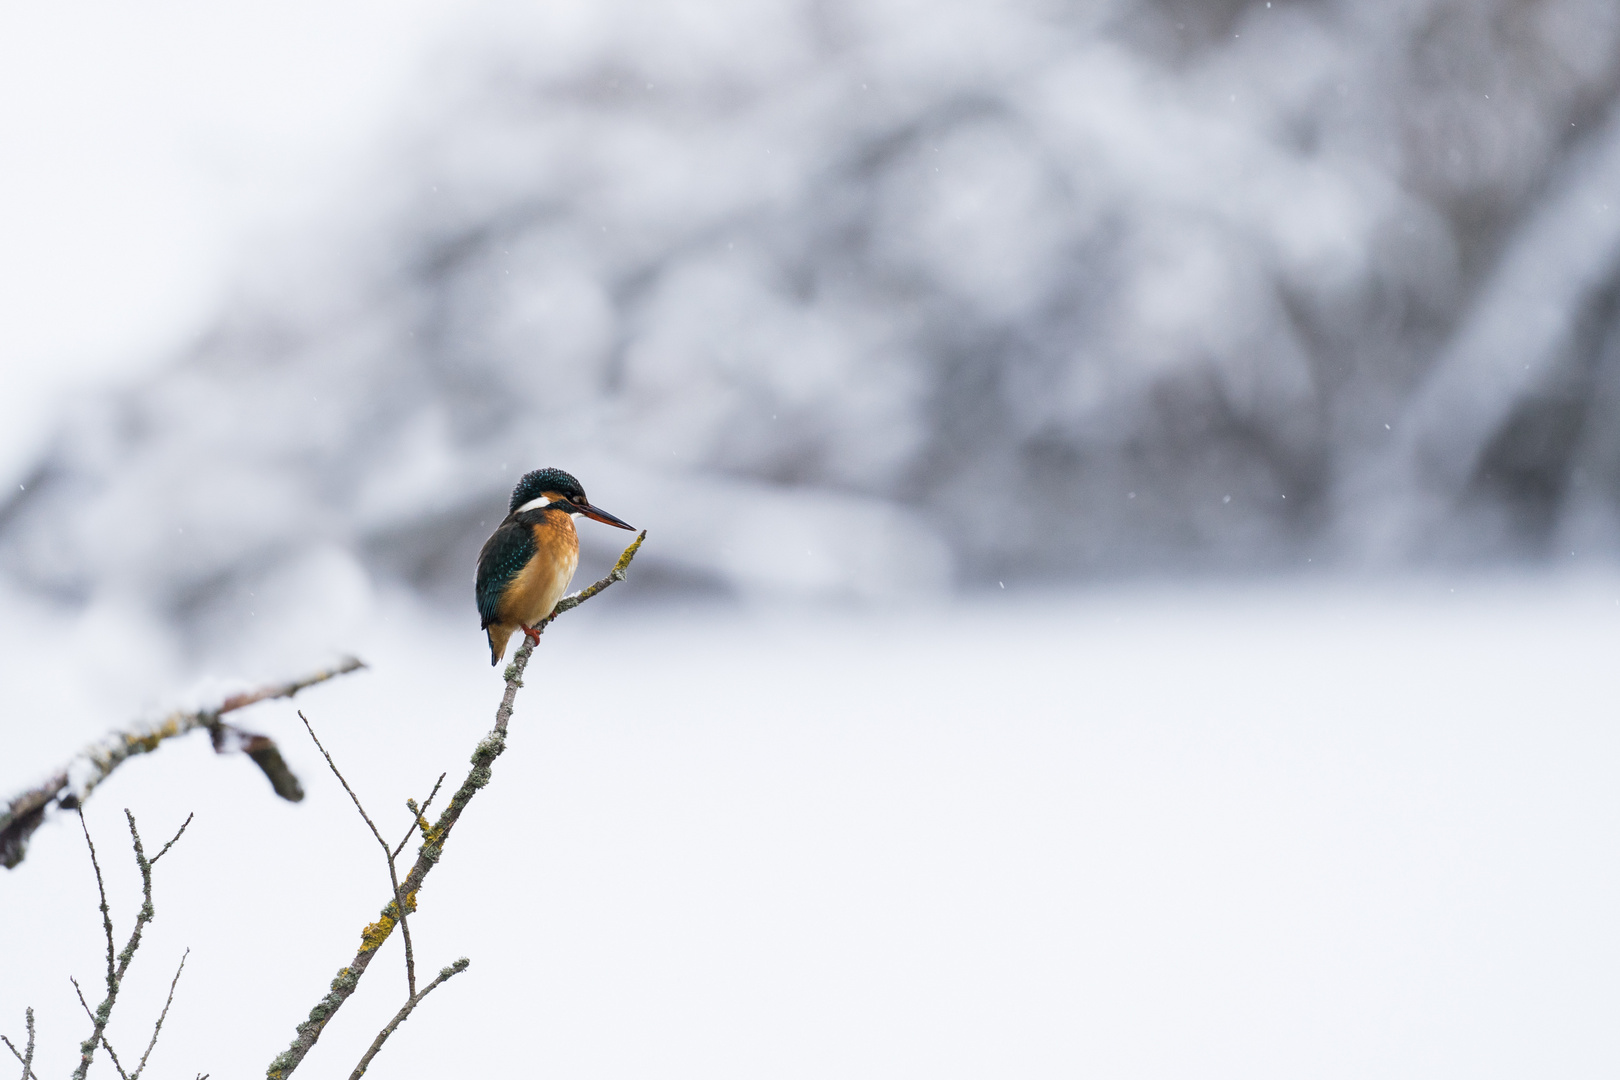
[476,521,535,628]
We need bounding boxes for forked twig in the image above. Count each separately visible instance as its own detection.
[392,774,446,861]
[2,1006,38,1080]
[71,975,133,1078]
[70,810,192,1080]
[266,531,645,1079]
[298,713,419,995]
[68,979,134,1080]
[346,959,469,1080]
[6,815,192,1080]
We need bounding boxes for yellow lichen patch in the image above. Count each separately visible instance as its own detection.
[403,889,418,914]
[417,816,444,850]
[125,716,184,754]
[358,914,396,952]
[611,531,645,576]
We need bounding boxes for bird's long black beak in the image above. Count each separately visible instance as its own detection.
[578,502,636,530]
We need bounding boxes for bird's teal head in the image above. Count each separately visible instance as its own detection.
[508,467,636,530]
[510,467,584,512]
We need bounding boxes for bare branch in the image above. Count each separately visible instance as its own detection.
[347,959,469,1080]
[297,712,389,851]
[131,948,188,1080]
[419,773,447,817]
[265,532,645,1079]
[1,1035,35,1080]
[298,712,418,995]
[77,812,117,1002]
[392,774,447,861]
[2,1032,39,1080]
[150,814,194,867]
[214,659,367,714]
[3,1006,38,1080]
[72,976,137,1079]
[70,979,95,1025]
[70,811,190,1080]
[1,658,365,869]
[71,983,139,1080]
[99,1035,131,1080]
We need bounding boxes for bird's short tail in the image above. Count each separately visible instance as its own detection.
[486,624,513,667]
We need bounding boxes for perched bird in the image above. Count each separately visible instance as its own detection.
[476,467,635,665]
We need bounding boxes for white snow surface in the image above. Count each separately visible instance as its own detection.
[3,576,1618,1077]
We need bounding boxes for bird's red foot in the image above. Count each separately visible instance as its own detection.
[521,624,542,644]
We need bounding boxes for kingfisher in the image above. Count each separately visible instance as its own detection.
[476,467,636,665]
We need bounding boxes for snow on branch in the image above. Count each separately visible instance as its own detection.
[0,657,366,869]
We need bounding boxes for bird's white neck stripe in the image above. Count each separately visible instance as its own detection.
[515,496,553,513]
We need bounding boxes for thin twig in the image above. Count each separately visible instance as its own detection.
[99,1035,131,1080]
[70,979,95,1025]
[2,658,365,869]
[420,773,446,817]
[391,774,446,861]
[266,531,645,1079]
[1,1035,36,1080]
[150,814,194,867]
[70,979,132,1080]
[71,811,190,1080]
[131,948,188,1080]
[77,811,118,1009]
[346,959,469,1080]
[299,712,418,996]
[2,1006,38,1080]
[297,713,389,850]
[214,658,367,714]
[2,1031,39,1080]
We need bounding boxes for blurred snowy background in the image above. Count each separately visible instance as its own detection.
[4,0,1620,1076]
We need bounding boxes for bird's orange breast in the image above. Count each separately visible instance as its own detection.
[497,512,580,628]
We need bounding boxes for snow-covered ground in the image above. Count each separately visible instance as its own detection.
[4,575,1619,1077]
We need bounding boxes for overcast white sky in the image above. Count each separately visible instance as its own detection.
[0,0,470,484]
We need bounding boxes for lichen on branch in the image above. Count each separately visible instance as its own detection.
[266,531,646,1079]
[1,658,365,869]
